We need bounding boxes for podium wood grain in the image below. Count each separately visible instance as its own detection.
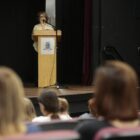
[38,37,56,87]
[33,30,61,87]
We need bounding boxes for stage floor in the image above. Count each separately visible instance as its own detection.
[25,86,95,116]
[25,85,95,97]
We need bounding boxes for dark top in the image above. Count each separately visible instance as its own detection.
[75,119,112,140]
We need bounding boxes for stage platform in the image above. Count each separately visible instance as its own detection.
[25,86,95,116]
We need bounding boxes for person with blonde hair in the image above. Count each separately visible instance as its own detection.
[58,98,72,119]
[24,98,36,122]
[0,67,40,136]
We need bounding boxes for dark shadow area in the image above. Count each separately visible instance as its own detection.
[101,46,124,62]
[56,0,84,85]
[98,0,140,84]
[0,0,45,84]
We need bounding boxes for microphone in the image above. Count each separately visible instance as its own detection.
[47,22,56,30]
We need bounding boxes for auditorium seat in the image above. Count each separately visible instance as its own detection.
[94,127,140,140]
[2,130,80,140]
[35,119,79,131]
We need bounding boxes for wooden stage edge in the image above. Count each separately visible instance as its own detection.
[25,85,95,98]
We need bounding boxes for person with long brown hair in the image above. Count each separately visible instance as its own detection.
[76,61,140,140]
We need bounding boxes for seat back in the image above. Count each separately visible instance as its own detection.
[3,130,80,140]
[36,120,79,131]
[94,127,140,140]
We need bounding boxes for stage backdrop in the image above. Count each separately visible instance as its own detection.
[56,0,85,85]
[0,0,45,85]
[91,0,140,84]
[0,0,86,85]
[100,0,140,78]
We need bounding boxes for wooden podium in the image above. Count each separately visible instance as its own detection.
[33,30,61,87]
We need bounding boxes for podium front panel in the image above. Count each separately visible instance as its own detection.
[38,36,56,87]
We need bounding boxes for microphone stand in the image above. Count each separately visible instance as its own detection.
[54,29,66,89]
[48,23,67,89]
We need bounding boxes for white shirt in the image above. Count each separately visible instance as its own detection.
[32,114,72,123]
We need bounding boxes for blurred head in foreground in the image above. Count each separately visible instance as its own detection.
[0,67,26,136]
[95,61,139,121]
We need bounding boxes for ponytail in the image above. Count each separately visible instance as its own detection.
[51,113,60,120]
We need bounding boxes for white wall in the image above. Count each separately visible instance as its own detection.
[46,0,56,26]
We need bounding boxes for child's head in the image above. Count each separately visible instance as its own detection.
[24,98,36,121]
[88,98,98,117]
[58,98,69,113]
[38,88,60,119]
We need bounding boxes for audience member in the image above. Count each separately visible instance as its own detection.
[32,11,54,52]
[24,98,36,122]
[0,67,40,136]
[79,98,98,119]
[32,88,72,122]
[76,61,139,140]
[58,97,72,119]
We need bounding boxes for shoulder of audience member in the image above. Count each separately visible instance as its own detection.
[79,113,95,120]
[59,113,72,120]
[75,119,111,140]
[32,116,47,122]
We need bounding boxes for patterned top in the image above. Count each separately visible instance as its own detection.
[32,23,54,52]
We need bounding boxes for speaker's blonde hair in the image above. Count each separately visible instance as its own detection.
[0,67,26,135]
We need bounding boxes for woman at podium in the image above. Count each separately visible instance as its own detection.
[32,12,54,52]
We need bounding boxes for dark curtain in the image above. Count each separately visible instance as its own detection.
[56,0,84,85]
[0,0,45,84]
[82,0,93,85]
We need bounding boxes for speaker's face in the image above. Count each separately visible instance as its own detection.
[39,14,46,24]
